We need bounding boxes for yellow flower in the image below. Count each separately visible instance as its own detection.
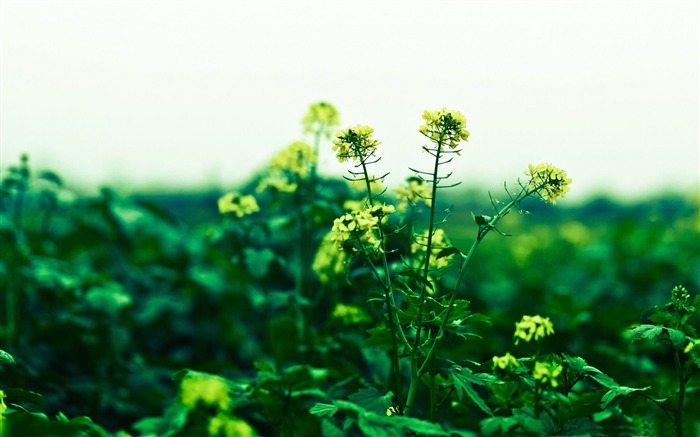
[395,176,431,212]
[419,108,469,152]
[302,101,340,138]
[411,228,454,270]
[218,193,260,218]
[208,412,254,437]
[514,315,555,345]
[533,361,563,388]
[312,230,348,283]
[332,125,380,163]
[331,204,395,253]
[523,163,572,205]
[684,339,698,354]
[492,352,519,370]
[181,375,231,411]
[270,141,316,178]
[332,303,371,324]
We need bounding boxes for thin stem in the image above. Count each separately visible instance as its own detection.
[356,150,404,403]
[673,313,685,437]
[405,133,446,417]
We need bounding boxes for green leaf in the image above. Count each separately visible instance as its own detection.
[436,246,461,260]
[85,283,132,315]
[601,385,650,409]
[244,247,277,278]
[366,326,394,350]
[449,366,495,416]
[347,387,393,415]
[310,403,339,418]
[0,349,15,369]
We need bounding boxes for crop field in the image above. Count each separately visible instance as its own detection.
[1,104,699,436]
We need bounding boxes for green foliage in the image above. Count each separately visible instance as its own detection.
[1,104,698,437]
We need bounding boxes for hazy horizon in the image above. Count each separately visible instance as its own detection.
[2,1,698,203]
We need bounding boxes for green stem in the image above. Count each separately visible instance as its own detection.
[673,313,686,437]
[406,134,445,417]
[356,152,405,403]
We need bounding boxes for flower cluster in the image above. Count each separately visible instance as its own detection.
[411,228,454,270]
[419,108,470,152]
[533,361,563,388]
[523,163,572,205]
[331,204,395,252]
[332,303,371,325]
[492,352,519,370]
[395,176,431,212]
[181,375,231,411]
[514,315,555,345]
[332,125,380,163]
[218,193,260,218]
[302,101,340,138]
[349,176,384,195]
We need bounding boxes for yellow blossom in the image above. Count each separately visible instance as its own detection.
[331,204,395,253]
[208,412,254,437]
[180,375,231,411]
[523,163,572,205]
[332,303,371,324]
[514,315,555,345]
[218,193,260,218]
[332,125,380,163]
[396,176,431,212]
[533,361,563,388]
[492,352,519,370]
[411,228,454,270]
[302,101,340,138]
[684,339,698,354]
[312,230,348,283]
[419,108,470,152]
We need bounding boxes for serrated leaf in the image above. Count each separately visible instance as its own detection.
[449,366,494,416]
[310,403,339,418]
[366,325,394,350]
[347,387,393,414]
[629,324,664,343]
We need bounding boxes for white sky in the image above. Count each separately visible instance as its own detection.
[1,1,698,201]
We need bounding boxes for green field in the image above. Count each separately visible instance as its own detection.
[1,108,699,437]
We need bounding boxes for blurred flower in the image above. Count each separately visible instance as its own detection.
[419,108,469,152]
[302,101,340,138]
[411,228,454,270]
[332,303,371,324]
[208,412,254,437]
[514,315,555,345]
[492,352,519,370]
[312,230,348,283]
[684,339,698,354]
[257,142,316,193]
[523,163,572,205]
[332,125,380,163]
[270,141,316,178]
[218,193,260,218]
[396,176,431,212]
[181,375,231,411]
[533,361,563,388]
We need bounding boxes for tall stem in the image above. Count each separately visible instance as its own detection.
[405,134,445,416]
[357,153,404,402]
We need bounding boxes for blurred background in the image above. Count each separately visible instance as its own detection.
[2,1,698,201]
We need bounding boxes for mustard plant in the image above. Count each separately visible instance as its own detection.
[318,107,573,425]
[628,285,699,437]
